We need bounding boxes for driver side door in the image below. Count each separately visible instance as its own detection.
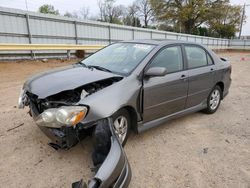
[143,45,188,123]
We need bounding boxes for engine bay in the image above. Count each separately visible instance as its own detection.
[27,77,122,114]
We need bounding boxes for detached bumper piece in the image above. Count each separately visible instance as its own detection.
[72,118,132,188]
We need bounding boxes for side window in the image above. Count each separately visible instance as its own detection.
[149,46,183,73]
[207,53,214,65]
[185,46,208,69]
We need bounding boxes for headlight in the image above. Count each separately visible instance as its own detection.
[36,106,88,128]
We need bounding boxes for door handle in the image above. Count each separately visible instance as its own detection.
[180,74,187,80]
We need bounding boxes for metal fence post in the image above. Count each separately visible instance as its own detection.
[74,21,78,44]
[25,13,35,59]
[132,29,135,40]
[108,25,111,44]
[150,31,153,39]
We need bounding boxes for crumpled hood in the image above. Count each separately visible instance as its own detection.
[23,64,120,99]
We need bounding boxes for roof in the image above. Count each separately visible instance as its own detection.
[121,39,200,46]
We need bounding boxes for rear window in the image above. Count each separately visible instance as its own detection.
[185,46,207,69]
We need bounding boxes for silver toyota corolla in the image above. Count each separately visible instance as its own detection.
[18,40,231,187]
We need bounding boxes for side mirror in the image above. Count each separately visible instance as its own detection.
[145,67,167,77]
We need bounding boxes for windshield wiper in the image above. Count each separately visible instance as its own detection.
[87,65,112,73]
[78,62,88,68]
[78,63,112,73]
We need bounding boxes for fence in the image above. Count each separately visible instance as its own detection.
[229,39,250,50]
[0,6,248,60]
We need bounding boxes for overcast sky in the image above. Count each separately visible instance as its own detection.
[1,0,250,35]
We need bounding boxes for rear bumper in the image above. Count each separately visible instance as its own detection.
[223,90,229,99]
[223,79,231,99]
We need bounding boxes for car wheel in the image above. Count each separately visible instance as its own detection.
[203,85,222,114]
[112,109,131,146]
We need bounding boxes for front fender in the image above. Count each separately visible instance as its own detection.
[78,76,142,124]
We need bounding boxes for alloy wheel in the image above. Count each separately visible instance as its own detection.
[209,89,221,110]
[113,116,128,144]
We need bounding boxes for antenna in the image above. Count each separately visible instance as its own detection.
[25,0,28,11]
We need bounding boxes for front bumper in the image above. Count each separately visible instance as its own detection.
[29,103,132,187]
[38,125,79,149]
[29,101,89,149]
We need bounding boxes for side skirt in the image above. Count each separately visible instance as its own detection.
[137,102,207,133]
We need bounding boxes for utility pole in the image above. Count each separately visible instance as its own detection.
[239,3,250,39]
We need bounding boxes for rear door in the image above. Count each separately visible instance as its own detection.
[184,45,215,108]
[143,45,188,122]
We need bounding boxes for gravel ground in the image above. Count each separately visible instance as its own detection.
[0,52,249,188]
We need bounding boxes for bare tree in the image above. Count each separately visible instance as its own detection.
[97,0,125,24]
[98,0,105,21]
[136,0,153,27]
[123,3,141,27]
[79,7,90,19]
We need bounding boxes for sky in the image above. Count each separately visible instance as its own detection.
[0,0,250,35]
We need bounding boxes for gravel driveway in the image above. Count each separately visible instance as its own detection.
[0,52,249,188]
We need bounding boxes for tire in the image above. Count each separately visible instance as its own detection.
[203,85,222,114]
[112,109,131,146]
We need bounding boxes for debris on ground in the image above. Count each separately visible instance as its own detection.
[6,123,24,132]
[203,147,209,154]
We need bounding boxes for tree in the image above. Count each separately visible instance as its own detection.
[38,4,59,15]
[136,0,154,27]
[150,0,210,34]
[79,7,90,19]
[123,3,141,27]
[150,0,243,37]
[207,1,243,38]
[64,11,79,18]
[97,0,125,24]
[123,16,141,27]
[63,7,89,20]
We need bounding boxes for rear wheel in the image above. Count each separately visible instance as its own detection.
[203,85,222,114]
[112,109,131,146]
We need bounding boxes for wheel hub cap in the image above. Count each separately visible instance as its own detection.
[210,89,220,110]
[113,116,128,143]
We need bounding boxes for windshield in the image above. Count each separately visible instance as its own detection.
[80,43,155,75]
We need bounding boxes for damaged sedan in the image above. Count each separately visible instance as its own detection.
[18,40,231,187]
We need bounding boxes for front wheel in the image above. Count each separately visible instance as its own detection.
[112,109,131,146]
[203,86,222,114]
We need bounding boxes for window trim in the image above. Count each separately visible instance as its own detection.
[206,52,214,65]
[183,44,214,70]
[144,44,185,75]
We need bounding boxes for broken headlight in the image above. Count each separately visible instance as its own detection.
[35,106,88,128]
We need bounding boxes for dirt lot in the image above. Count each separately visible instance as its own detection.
[0,52,249,188]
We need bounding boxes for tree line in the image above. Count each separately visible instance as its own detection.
[38,0,244,38]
